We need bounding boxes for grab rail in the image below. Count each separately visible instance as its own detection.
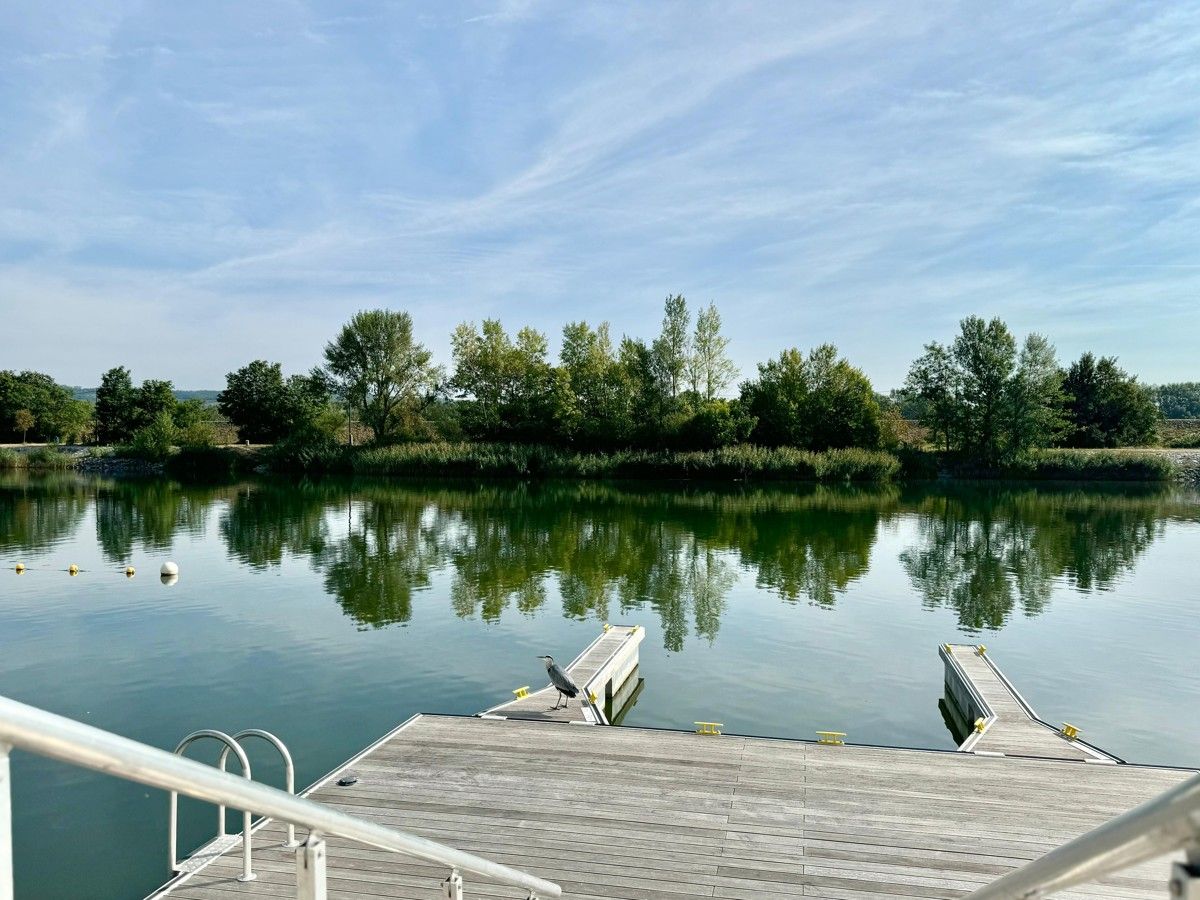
[219,729,299,849]
[0,694,562,899]
[966,770,1200,899]
[169,730,255,882]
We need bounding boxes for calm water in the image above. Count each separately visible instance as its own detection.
[2,474,1199,898]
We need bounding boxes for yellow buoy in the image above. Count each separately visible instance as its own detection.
[68,564,79,576]
[15,562,24,574]
[125,566,136,578]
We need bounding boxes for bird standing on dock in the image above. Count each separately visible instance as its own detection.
[537,655,584,710]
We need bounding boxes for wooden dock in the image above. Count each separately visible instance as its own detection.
[940,644,1118,762]
[482,624,643,725]
[149,632,1195,900]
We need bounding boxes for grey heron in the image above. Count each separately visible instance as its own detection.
[537,655,585,710]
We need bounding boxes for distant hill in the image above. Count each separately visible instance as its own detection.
[70,387,221,405]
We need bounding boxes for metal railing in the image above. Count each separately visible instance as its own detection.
[169,730,256,881]
[0,694,562,900]
[967,770,1200,899]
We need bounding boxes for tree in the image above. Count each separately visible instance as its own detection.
[94,367,138,444]
[324,310,441,444]
[0,370,82,443]
[13,409,34,443]
[218,360,297,443]
[135,379,177,431]
[740,345,883,449]
[560,321,625,446]
[1152,382,1200,419]
[450,319,561,441]
[1062,353,1159,447]
[617,336,666,443]
[688,302,737,401]
[903,342,959,451]
[952,316,1016,465]
[1006,334,1068,454]
[651,294,690,403]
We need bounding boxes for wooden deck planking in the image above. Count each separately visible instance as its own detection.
[944,645,1103,761]
[153,715,1194,900]
[483,625,640,724]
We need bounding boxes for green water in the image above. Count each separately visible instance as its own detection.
[1,474,1198,898]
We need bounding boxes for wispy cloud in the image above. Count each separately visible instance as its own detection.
[0,0,1197,386]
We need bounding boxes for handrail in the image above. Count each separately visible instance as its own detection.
[966,770,1200,899]
[219,729,299,849]
[169,730,255,882]
[0,695,562,898]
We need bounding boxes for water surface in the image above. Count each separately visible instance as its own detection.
[2,474,1198,898]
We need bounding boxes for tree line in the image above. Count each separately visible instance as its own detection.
[216,301,1165,465]
[0,298,1184,466]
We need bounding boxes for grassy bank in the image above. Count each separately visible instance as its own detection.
[899,448,1178,482]
[0,447,76,470]
[264,441,903,483]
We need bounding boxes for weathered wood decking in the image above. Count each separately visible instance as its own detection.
[148,634,1195,899]
[152,715,1192,900]
[941,644,1116,762]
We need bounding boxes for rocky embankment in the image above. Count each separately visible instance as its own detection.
[2,444,164,476]
[1161,449,1200,485]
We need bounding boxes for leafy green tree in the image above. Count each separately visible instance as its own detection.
[128,410,176,460]
[134,380,177,431]
[0,370,82,443]
[1062,353,1159,447]
[740,345,882,449]
[13,409,34,443]
[677,399,754,449]
[952,316,1016,464]
[218,361,331,444]
[1005,334,1068,454]
[1153,382,1200,419]
[450,319,562,441]
[652,294,690,403]
[687,302,737,401]
[559,321,626,446]
[903,343,959,451]
[616,337,666,443]
[94,367,138,444]
[171,398,216,447]
[323,310,442,444]
[218,360,289,442]
[905,318,1073,461]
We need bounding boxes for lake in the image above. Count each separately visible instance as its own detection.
[2,474,1198,898]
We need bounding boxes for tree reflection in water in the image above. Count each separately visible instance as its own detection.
[5,473,1186,647]
[0,474,90,555]
[901,485,1168,631]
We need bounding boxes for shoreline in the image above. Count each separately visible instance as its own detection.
[3,443,1199,486]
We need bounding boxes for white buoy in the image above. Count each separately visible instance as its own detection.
[160,561,179,577]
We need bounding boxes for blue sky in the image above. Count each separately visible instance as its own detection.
[1,1,1197,389]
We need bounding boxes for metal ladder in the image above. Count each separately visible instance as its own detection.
[169,728,297,883]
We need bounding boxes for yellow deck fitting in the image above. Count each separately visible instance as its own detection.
[602,623,611,632]
[1061,722,1079,740]
[976,644,987,656]
[587,690,598,704]
[694,722,723,736]
[817,731,847,746]
[512,686,530,699]
[974,718,987,733]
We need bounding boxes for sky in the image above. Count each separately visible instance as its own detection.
[1,1,1197,390]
